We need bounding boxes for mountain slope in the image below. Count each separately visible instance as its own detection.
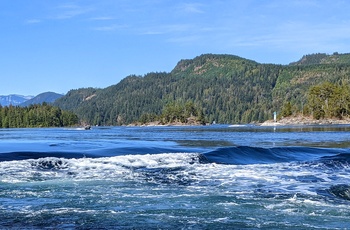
[20,92,64,107]
[54,53,350,125]
[55,54,280,125]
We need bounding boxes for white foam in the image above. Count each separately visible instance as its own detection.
[0,153,349,199]
[0,153,199,183]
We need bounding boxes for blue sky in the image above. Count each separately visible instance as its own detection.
[1,0,350,96]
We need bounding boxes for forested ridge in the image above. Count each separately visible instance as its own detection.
[54,53,350,125]
[0,103,78,128]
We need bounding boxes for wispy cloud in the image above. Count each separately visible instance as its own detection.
[92,24,128,32]
[89,17,115,21]
[179,3,205,14]
[54,4,94,20]
[25,19,41,24]
[140,24,193,35]
[220,19,350,54]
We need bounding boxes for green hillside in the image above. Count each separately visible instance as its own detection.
[54,53,350,125]
[290,52,350,65]
[20,92,64,107]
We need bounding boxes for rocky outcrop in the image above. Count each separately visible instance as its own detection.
[261,115,350,126]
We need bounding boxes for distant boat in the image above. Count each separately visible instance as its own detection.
[228,124,246,127]
[84,125,91,130]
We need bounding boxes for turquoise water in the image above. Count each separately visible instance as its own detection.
[0,125,350,229]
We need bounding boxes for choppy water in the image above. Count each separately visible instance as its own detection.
[1,125,350,229]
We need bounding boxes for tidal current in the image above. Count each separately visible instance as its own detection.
[0,125,350,229]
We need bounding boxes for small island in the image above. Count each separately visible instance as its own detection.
[129,101,207,126]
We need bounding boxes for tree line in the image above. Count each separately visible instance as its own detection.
[0,103,78,128]
[278,81,350,120]
[308,81,350,119]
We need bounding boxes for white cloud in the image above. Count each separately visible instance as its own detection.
[92,24,128,31]
[25,19,41,24]
[179,3,205,14]
[219,19,350,56]
[54,4,94,20]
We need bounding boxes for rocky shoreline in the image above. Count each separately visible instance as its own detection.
[261,115,350,126]
[128,115,350,127]
[128,116,206,127]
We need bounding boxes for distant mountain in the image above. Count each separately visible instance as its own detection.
[20,92,64,107]
[0,94,34,106]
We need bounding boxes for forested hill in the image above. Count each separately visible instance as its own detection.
[20,92,63,107]
[54,53,350,125]
[290,52,350,65]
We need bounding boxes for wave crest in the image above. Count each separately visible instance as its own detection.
[201,146,350,165]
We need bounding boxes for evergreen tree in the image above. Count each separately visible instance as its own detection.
[0,104,78,128]
[308,82,350,119]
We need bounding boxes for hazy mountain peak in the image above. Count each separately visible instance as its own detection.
[0,94,34,106]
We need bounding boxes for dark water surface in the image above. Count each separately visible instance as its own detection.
[0,125,350,229]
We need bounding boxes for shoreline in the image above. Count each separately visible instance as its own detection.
[128,115,350,127]
[260,115,350,126]
[128,120,207,127]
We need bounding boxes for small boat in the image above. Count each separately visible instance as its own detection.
[228,124,247,127]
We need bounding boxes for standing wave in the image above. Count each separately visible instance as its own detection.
[201,146,350,165]
[0,146,193,162]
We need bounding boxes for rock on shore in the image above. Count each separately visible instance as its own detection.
[261,115,350,126]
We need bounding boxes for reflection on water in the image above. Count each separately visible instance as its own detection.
[282,140,350,148]
[176,140,234,148]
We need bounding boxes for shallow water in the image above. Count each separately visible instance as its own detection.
[0,125,350,229]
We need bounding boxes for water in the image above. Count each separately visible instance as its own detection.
[0,125,350,229]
